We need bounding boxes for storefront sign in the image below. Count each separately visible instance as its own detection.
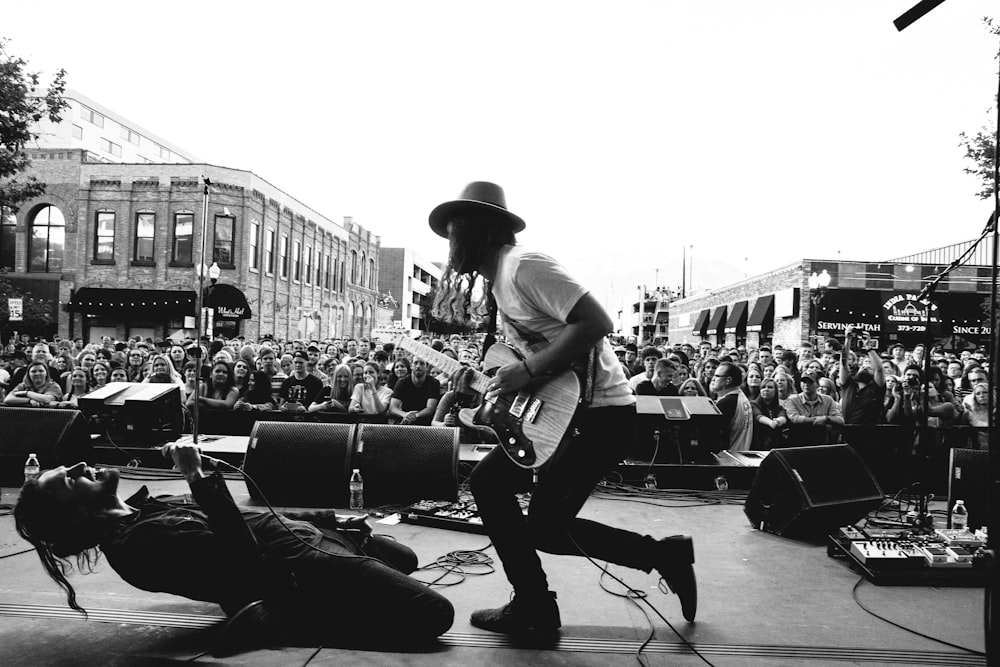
[881,293,940,333]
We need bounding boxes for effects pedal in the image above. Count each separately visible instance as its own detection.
[849,541,910,567]
[934,529,985,550]
[839,526,866,541]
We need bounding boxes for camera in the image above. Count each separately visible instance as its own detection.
[907,376,920,388]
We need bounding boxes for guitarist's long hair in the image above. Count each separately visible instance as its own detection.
[432,215,515,327]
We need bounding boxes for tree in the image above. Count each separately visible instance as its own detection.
[0,268,55,338]
[958,19,999,201]
[0,37,68,214]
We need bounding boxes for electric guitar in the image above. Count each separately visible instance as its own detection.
[395,336,581,468]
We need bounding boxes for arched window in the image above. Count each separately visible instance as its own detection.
[350,250,358,284]
[347,301,356,337]
[369,258,376,289]
[29,205,65,272]
[359,252,366,287]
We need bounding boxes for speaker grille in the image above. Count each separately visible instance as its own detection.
[243,422,355,507]
[355,425,459,507]
[0,408,92,486]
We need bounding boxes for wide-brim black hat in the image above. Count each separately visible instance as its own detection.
[429,181,526,238]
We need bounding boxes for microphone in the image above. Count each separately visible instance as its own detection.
[160,443,223,469]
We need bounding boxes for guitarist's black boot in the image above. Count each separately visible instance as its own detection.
[470,591,561,635]
[655,535,697,622]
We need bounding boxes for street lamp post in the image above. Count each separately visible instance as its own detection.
[808,269,831,347]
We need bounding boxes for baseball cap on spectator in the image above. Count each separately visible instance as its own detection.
[292,351,309,361]
[307,344,320,352]
[800,370,820,383]
[613,345,626,354]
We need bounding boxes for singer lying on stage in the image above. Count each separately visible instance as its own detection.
[13,444,454,656]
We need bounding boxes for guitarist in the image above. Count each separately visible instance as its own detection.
[428,182,698,635]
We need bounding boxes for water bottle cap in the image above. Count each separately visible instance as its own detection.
[29,453,37,457]
[352,468,360,473]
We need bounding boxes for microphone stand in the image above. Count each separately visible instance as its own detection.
[191,176,212,448]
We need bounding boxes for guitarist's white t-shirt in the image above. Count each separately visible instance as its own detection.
[492,245,635,409]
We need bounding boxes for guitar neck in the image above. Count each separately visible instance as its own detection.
[397,337,492,393]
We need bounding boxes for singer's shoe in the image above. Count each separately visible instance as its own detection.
[470,591,561,636]
[655,535,697,622]
[213,600,281,658]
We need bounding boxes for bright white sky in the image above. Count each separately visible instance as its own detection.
[5,1,999,316]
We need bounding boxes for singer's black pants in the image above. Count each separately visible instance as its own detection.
[469,404,657,595]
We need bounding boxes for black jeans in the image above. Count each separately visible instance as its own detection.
[469,404,655,595]
[286,531,454,643]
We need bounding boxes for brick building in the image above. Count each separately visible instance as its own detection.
[2,149,381,343]
[669,256,996,352]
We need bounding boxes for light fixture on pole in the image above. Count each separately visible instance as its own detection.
[808,269,831,347]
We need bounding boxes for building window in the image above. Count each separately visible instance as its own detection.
[293,240,301,282]
[94,211,115,263]
[304,245,312,284]
[280,235,288,278]
[340,260,346,292]
[265,228,275,274]
[0,206,15,271]
[369,258,376,290]
[99,138,122,157]
[159,145,171,160]
[350,250,358,284]
[248,220,259,271]
[172,212,193,264]
[213,215,235,266]
[324,253,331,290]
[28,205,65,273]
[81,106,104,128]
[134,212,155,263]
[317,250,323,287]
[72,124,83,140]
[120,127,140,145]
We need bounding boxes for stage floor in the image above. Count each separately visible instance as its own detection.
[0,470,988,666]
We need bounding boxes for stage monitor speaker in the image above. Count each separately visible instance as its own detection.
[355,424,459,507]
[948,448,989,530]
[744,444,883,537]
[242,421,355,507]
[0,408,93,487]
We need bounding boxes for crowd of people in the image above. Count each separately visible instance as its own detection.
[613,329,992,452]
[0,327,992,453]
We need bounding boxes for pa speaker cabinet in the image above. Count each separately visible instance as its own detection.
[948,448,989,530]
[243,421,355,507]
[744,444,883,537]
[0,408,92,487]
[355,424,459,507]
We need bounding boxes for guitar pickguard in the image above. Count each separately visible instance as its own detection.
[474,393,538,467]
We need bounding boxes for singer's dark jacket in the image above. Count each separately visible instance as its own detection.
[98,471,453,639]
[100,472,325,611]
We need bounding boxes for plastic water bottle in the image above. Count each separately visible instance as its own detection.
[951,500,968,531]
[24,453,40,483]
[349,468,364,510]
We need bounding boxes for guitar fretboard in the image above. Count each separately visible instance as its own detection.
[397,337,492,394]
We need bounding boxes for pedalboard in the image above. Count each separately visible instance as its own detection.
[828,524,986,585]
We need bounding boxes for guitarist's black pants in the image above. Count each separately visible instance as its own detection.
[470,404,654,595]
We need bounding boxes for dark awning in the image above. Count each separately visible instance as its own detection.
[655,311,669,323]
[746,295,775,333]
[692,308,710,335]
[205,283,252,320]
[724,300,748,334]
[707,305,728,334]
[66,288,196,317]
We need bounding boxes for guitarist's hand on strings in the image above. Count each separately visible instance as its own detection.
[485,360,533,402]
